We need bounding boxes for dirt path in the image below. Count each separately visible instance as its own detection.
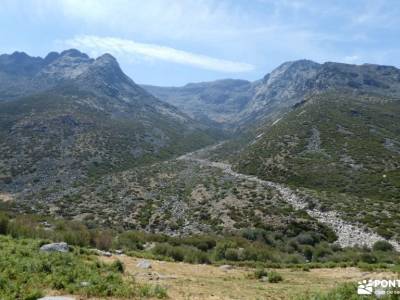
[177,145,400,251]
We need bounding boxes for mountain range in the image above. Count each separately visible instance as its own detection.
[0,49,219,199]
[0,49,399,244]
[144,59,400,129]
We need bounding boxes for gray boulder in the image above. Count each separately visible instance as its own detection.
[219,264,233,271]
[40,242,69,253]
[137,259,152,269]
[94,249,112,257]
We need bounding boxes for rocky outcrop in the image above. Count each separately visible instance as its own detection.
[40,242,69,253]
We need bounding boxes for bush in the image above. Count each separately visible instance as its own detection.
[111,260,125,273]
[183,250,210,264]
[152,243,185,262]
[373,240,394,252]
[296,233,316,246]
[303,246,313,261]
[0,212,9,235]
[93,230,113,250]
[225,248,239,261]
[214,241,237,260]
[360,253,377,264]
[114,231,144,250]
[268,270,283,283]
[254,268,268,279]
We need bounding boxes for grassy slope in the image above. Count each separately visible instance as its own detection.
[0,235,166,300]
[236,92,400,240]
[0,233,397,300]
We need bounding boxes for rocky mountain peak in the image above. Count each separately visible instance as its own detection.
[44,51,60,64]
[0,51,44,76]
[60,49,90,59]
[95,53,118,65]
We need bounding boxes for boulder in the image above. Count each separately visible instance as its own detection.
[80,281,90,287]
[40,242,69,253]
[219,264,233,271]
[137,259,152,269]
[93,249,112,257]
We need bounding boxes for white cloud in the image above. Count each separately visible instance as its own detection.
[62,35,254,73]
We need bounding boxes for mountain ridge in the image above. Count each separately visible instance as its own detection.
[143,59,400,129]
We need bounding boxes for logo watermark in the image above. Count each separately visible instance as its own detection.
[357,279,400,296]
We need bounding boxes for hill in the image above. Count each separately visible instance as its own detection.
[234,91,400,241]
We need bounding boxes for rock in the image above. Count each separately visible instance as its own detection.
[143,242,156,250]
[80,281,90,287]
[219,265,233,271]
[137,259,152,269]
[93,249,112,257]
[39,297,75,300]
[260,276,268,282]
[40,242,69,253]
[115,249,124,255]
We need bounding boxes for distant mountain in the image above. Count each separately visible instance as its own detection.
[0,50,219,199]
[144,60,400,129]
[143,79,254,127]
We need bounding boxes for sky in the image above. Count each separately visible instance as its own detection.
[1,0,400,86]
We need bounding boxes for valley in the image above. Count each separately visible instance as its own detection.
[1,49,400,299]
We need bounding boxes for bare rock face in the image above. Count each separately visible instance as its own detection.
[40,242,69,253]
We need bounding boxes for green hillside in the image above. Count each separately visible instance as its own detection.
[236,92,400,240]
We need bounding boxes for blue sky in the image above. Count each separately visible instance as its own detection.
[1,0,400,86]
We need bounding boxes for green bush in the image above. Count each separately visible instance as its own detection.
[268,270,283,283]
[0,212,9,235]
[373,240,394,252]
[253,268,268,279]
[224,248,239,261]
[111,259,125,273]
[360,253,377,264]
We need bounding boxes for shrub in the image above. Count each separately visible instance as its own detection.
[360,253,377,264]
[313,245,332,260]
[225,248,239,261]
[214,241,237,260]
[114,231,144,250]
[152,243,185,262]
[0,212,9,235]
[93,230,113,250]
[373,240,394,252]
[296,233,316,245]
[254,268,268,279]
[268,270,283,283]
[303,246,313,261]
[111,260,125,273]
[183,250,210,264]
